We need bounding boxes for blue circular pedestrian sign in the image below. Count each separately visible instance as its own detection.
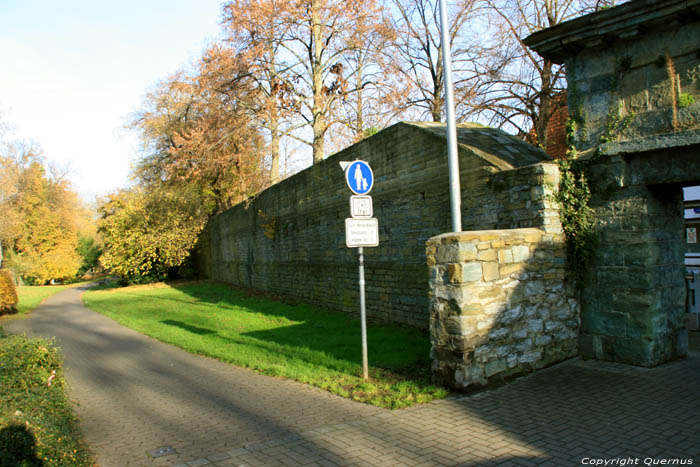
[345,160,374,195]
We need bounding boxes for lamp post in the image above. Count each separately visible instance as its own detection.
[438,0,462,232]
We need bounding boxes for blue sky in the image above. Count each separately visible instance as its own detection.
[0,0,224,198]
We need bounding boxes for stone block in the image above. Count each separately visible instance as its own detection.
[501,305,523,324]
[447,264,462,284]
[476,316,496,333]
[484,359,507,377]
[500,263,526,278]
[484,302,504,316]
[455,365,486,387]
[525,280,545,295]
[608,337,657,367]
[489,327,509,341]
[535,334,552,346]
[579,334,603,359]
[581,310,627,337]
[458,304,484,316]
[518,350,542,364]
[436,242,478,263]
[461,262,483,282]
[477,249,498,261]
[498,249,514,264]
[482,262,500,282]
[512,245,530,263]
[527,319,544,332]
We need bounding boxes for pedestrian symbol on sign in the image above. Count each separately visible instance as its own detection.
[345,160,374,195]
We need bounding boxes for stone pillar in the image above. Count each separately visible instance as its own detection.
[427,228,578,390]
[581,156,688,366]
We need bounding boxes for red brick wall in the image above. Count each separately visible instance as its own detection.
[544,95,568,159]
[528,93,568,159]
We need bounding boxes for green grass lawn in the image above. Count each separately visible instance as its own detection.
[83,281,448,408]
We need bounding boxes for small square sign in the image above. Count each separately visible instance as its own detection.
[350,195,372,218]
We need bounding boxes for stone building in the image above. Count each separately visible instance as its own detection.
[525,0,700,367]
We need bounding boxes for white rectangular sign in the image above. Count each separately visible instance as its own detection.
[345,218,379,247]
[350,195,373,218]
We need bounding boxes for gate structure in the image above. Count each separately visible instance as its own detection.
[525,0,700,367]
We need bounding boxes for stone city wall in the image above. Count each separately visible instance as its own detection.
[198,122,556,328]
[427,228,578,389]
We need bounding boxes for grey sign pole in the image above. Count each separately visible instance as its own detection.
[342,160,375,381]
[438,0,462,232]
[358,246,369,380]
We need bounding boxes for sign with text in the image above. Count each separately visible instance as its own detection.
[345,218,379,247]
[350,195,373,218]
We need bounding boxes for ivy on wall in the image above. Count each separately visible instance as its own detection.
[555,156,598,285]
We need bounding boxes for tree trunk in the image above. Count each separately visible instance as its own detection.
[536,59,554,151]
[311,0,326,163]
[355,56,365,138]
[270,124,280,183]
[312,115,326,163]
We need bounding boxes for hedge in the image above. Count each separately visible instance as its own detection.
[0,269,17,314]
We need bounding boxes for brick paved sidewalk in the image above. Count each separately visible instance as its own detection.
[180,353,700,467]
[4,286,700,466]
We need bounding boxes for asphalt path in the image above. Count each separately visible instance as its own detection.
[2,285,382,466]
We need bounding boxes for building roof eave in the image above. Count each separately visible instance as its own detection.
[523,0,700,64]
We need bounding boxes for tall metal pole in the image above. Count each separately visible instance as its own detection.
[358,247,369,380]
[438,0,462,232]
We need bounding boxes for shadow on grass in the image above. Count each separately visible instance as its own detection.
[161,320,216,336]
[149,282,432,374]
[0,424,43,466]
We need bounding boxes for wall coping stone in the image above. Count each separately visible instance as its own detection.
[597,129,700,157]
[427,228,544,248]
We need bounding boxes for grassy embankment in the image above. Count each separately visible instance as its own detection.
[83,280,448,409]
[0,283,96,466]
[0,332,95,466]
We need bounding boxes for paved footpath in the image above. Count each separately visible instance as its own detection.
[3,285,700,466]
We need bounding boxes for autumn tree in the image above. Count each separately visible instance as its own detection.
[129,66,266,213]
[219,2,299,182]
[98,185,210,283]
[221,0,394,163]
[0,142,83,284]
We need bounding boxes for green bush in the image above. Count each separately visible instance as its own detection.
[0,269,18,314]
[0,333,95,466]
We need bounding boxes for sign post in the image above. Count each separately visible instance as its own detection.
[341,160,377,380]
[358,246,368,380]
